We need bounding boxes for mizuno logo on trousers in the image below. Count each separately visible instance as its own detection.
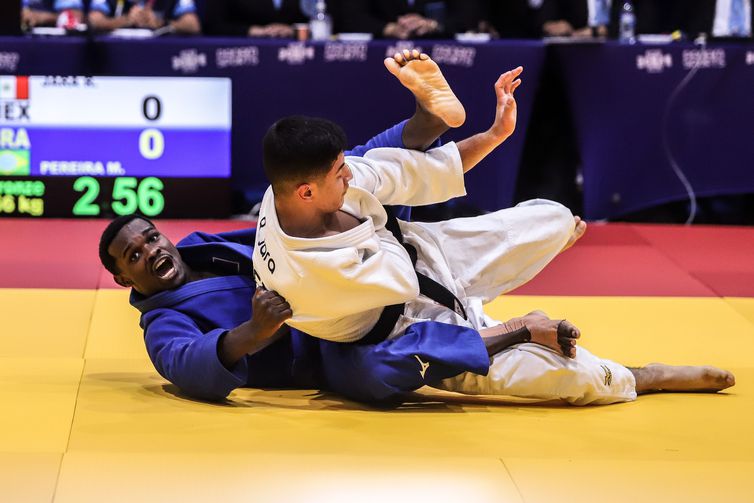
[600,364,613,386]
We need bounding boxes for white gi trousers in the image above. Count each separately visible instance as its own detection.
[396,199,637,405]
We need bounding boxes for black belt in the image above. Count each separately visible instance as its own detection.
[355,206,468,345]
[384,206,468,320]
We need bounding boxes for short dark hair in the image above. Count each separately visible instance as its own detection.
[98,214,154,275]
[262,115,347,191]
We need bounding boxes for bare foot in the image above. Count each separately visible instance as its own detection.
[384,49,466,128]
[561,216,587,253]
[632,363,736,393]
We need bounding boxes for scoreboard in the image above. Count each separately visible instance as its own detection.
[0,75,231,218]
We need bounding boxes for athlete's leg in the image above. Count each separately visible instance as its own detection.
[629,363,735,393]
[434,343,638,406]
[404,199,575,303]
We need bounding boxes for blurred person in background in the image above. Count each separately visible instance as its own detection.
[482,0,610,40]
[708,0,751,38]
[203,0,307,37]
[21,0,83,29]
[516,0,712,38]
[620,0,752,40]
[611,0,705,37]
[334,0,484,39]
[87,0,201,34]
[537,0,612,38]
[601,0,720,39]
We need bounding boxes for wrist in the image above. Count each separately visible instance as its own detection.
[483,129,509,147]
[229,320,257,346]
[480,322,531,355]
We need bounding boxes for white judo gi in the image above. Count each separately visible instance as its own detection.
[253,142,637,405]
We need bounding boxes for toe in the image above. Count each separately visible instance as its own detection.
[384,57,401,76]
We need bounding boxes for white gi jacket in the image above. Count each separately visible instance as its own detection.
[253,143,466,342]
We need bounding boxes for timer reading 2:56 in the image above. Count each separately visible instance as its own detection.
[72,176,165,216]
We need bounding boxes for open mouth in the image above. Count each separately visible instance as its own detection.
[152,255,177,280]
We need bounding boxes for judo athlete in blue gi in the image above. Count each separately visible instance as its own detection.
[99,216,496,402]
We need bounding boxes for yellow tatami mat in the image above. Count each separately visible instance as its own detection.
[0,289,95,358]
[84,289,145,359]
[55,453,521,503]
[505,458,754,503]
[0,358,84,452]
[484,295,754,368]
[3,291,753,502]
[0,452,62,503]
[725,297,754,327]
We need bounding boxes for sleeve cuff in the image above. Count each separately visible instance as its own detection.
[207,329,248,386]
[433,142,467,199]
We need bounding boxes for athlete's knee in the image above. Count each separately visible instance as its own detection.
[518,199,574,246]
[516,199,573,223]
[542,200,574,229]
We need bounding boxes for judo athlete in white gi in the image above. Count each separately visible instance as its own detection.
[253,52,735,405]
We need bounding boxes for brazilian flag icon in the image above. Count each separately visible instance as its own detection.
[0,150,30,176]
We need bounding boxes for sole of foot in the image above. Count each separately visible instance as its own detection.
[384,51,466,128]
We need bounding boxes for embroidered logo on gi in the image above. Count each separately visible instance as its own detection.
[414,355,430,379]
[600,365,613,386]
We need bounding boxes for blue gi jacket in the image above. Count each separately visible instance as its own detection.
[131,228,489,402]
[129,121,489,403]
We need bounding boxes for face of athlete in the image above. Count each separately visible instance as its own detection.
[108,218,188,297]
[311,152,352,212]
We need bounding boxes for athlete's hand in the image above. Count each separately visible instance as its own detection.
[528,317,580,359]
[220,288,291,367]
[488,67,523,143]
[249,287,292,339]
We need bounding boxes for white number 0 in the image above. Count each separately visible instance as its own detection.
[139,129,165,160]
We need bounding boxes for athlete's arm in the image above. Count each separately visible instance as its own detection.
[218,288,291,368]
[349,142,465,206]
[143,310,246,401]
[456,67,522,173]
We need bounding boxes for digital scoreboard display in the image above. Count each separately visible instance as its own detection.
[0,75,231,218]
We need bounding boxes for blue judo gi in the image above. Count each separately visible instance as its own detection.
[130,122,490,403]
